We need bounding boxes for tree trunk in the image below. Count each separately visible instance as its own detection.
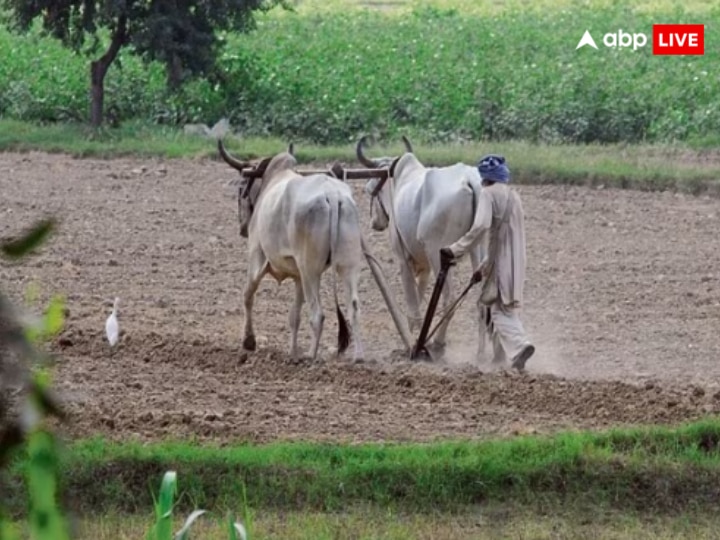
[89,62,105,128]
[89,15,128,128]
[166,53,184,91]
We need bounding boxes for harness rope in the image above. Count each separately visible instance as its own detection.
[424,271,482,343]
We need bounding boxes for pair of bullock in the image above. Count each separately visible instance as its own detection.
[218,137,490,363]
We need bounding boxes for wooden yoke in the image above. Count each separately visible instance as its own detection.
[295,165,390,182]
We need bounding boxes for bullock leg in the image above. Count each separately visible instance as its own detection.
[242,249,269,351]
[301,273,325,361]
[399,259,423,334]
[338,265,364,362]
[416,268,431,309]
[470,248,491,362]
[289,279,305,362]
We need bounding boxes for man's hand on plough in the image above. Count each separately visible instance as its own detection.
[439,247,456,269]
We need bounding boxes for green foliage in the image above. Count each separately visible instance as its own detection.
[0,2,718,142]
[24,296,65,345]
[0,221,227,540]
[0,219,55,259]
[145,471,249,540]
[25,429,70,540]
[0,219,69,540]
[0,0,288,127]
[0,0,281,73]
[193,3,720,144]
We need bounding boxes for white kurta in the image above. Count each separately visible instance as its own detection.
[446,182,532,363]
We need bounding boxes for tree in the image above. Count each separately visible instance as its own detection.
[1,0,283,127]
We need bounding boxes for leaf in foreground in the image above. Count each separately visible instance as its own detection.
[27,430,70,540]
[174,509,207,540]
[228,513,247,540]
[152,471,178,540]
[1,219,55,259]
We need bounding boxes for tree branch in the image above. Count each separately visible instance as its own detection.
[97,14,129,73]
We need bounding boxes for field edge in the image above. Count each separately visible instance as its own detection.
[5,416,720,517]
[2,120,720,197]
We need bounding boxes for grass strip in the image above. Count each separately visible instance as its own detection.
[51,505,720,540]
[4,417,720,516]
[1,120,720,196]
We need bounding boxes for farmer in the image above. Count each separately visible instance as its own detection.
[439,154,535,371]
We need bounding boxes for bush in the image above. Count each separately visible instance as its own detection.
[0,3,718,144]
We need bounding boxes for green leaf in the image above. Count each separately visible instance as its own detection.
[0,518,21,540]
[26,429,70,540]
[174,509,206,540]
[152,471,178,540]
[1,219,55,259]
[228,514,247,540]
[42,295,65,338]
[25,295,66,345]
[240,484,253,540]
[233,522,248,540]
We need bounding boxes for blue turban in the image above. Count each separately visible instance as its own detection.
[477,154,510,183]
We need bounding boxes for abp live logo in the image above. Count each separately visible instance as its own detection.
[576,24,705,55]
[653,24,704,55]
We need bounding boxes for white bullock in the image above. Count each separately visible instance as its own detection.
[357,136,491,358]
[219,140,365,362]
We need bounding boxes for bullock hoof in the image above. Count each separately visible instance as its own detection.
[289,353,315,365]
[243,334,257,351]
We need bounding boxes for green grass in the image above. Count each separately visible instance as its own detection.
[290,0,719,16]
[5,417,720,517]
[2,119,720,195]
[56,506,720,539]
[1,1,718,144]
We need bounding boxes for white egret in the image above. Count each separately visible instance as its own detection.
[105,297,120,347]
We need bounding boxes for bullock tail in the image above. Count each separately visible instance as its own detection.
[328,191,351,354]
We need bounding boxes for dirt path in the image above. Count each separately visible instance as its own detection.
[2,151,720,444]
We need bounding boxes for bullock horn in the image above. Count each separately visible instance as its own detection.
[401,135,413,154]
[356,135,378,168]
[217,139,251,172]
[240,156,273,197]
[247,156,272,178]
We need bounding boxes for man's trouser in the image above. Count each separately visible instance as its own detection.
[488,301,532,364]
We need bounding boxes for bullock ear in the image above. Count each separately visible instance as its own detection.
[239,156,272,198]
[243,156,272,179]
[255,156,273,176]
[329,162,345,180]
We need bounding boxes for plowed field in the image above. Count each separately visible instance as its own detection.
[3,151,720,444]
